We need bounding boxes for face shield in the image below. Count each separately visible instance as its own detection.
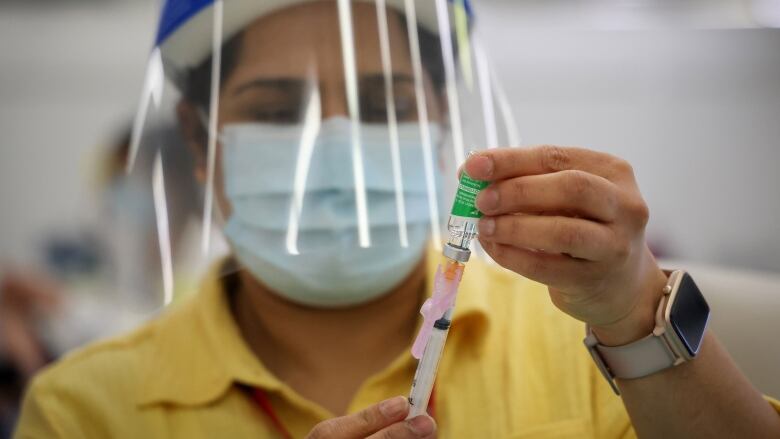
[126,0,519,311]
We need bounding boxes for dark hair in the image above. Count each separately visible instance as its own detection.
[182,14,446,110]
[182,30,246,110]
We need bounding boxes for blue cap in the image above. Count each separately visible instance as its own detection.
[156,0,213,46]
[155,0,473,47]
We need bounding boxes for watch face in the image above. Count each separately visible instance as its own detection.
[669,273,710,356]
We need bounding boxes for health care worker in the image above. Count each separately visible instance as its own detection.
[15,0,780,437]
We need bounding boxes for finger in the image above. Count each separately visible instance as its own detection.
[479,215,619,262]
[464,145,631,182]
[0,316,47,377]
[365,415,437,439]
[479,240,596,291]
[475,170,619,222]
[1,271,61,313]
[306,396,409,439]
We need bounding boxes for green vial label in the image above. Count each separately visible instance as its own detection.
[451,172,489,218]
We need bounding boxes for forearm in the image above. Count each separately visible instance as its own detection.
[617,332,780,438]
[592,267,780,437]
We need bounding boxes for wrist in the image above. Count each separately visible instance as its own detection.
[591,264,669,347]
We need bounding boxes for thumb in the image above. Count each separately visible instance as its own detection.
[306,396,409,439]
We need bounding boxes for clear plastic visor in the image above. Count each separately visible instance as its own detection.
[124,0,519,311]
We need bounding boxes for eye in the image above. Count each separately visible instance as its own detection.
[229,83,305,124]
[360,105,388,123]
[360,92,417,123]
[392,95,416,121]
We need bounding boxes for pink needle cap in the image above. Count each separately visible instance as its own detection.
[411,262,464,359]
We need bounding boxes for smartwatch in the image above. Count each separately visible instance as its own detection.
[584,270,711,394]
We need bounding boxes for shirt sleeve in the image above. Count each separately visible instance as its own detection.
[13,373,67,439]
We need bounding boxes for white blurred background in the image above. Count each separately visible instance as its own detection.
[1,0,778,272]
[478,0,780,273]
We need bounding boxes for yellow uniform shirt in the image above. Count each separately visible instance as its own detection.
[15,253,780,438]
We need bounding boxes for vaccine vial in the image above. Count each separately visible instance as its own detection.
[447,170,489,250]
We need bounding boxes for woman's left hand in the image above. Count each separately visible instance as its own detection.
[465,146,668,345]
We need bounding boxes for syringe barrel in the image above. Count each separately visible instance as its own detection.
[407,325,449,419]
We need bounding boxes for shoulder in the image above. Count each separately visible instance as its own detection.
[15,303,188,437]
[34,318,158,395]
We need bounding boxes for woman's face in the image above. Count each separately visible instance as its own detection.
[198,1,443,218]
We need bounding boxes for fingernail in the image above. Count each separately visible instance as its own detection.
[379,396,407,419]
[407,415,436,437]
[467,154,493,179]
[479,218,496,237]
[477,188,499,212]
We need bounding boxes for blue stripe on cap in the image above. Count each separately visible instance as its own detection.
[155,0,474,47]
[155,0,214,46]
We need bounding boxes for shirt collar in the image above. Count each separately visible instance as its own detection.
[137,244,492,408]
[137,263,279,407]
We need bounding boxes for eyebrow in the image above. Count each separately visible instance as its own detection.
[232,73,415,96]
[360,73,415,86]
[232,78,306,96]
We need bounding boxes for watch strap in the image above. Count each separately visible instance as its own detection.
[594,333,678,379]
[583,270,689,395]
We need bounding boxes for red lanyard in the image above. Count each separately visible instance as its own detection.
[248,386,436,439]
[250,388,294,439]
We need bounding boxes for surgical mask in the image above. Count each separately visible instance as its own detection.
[221,117,442,307]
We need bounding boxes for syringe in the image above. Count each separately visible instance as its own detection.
[407,167,489,418]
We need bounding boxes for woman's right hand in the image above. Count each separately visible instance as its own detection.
[306,396,436,439]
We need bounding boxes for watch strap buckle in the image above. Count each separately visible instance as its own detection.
[584,332,621,395]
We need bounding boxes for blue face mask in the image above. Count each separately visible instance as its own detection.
[221,117,442,307]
